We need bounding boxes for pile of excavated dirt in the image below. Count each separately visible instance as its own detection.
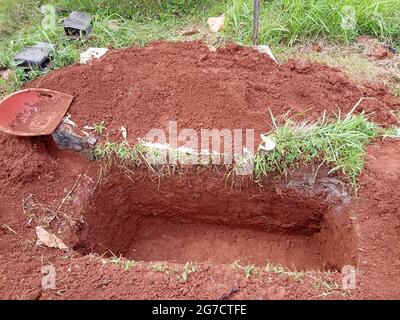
[1,41,400,299]
[27,41,400,141]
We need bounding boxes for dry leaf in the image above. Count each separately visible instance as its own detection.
[36,226,68,251]
[1,69,10,80]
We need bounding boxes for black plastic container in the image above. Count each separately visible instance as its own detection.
[13,42,54,70]
[63,11,92,37]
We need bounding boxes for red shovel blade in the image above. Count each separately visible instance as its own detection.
[0,88,73,136]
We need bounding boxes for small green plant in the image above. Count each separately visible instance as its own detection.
[110,256,122,265]
[105,255,138,270]
[149,262,172,274]
[265,262,285,275]
[382,126,400,139]
[124,260,136,271]
[232,260,242,269]
[93,121,107,134]
[232,261,260,278]
[392,84,400,97]
[265,261,305,281]
[94,140,145,164]
[285,270,306,281]
[243,264,260,278]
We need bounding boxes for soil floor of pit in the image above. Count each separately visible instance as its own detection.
[1,41,400,299]
[98,216,325,269]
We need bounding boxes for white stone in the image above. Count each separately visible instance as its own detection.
[120,126,127,140]
[80,47,108,64]
[253,45,277,63]
[207,15,225,33]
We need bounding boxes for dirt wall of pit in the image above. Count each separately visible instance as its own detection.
[71,166,356,271]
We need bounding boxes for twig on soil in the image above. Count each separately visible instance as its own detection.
[137,149,155,174]
[58,174,82,212]
[2,224,18,234]
[22,194,59,225]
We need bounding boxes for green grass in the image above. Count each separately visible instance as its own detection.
[50,0,222,19]
[93,121,107,134]
[94,141,147,165]
[254,109,378,185]
[392,84,400,97]
[225,0,400,46]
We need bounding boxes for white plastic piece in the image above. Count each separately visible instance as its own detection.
[62,113,77,127]
[142,141,170,150]
[80,47,108,64]
[121,126,127,140]
[176,146,195,154]
[259,134,276,151]
[253,45,277,63]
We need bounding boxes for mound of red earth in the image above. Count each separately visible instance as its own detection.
[1,41,400,299]
[27,41,400,139]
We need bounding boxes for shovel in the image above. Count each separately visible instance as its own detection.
[0,88,73,136]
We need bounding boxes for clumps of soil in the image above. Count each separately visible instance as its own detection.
[0,135,56,191]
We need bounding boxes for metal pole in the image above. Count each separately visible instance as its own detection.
[252,0,260,45]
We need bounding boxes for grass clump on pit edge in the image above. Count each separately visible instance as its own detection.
[94,111,380,187]
[254,110,378,186]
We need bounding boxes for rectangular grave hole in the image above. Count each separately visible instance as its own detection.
[75,169,357,271]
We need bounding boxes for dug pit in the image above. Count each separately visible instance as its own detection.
[74,167,356,272]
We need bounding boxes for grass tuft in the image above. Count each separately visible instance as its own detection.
[225,0,400,46]
[254,111,378,185]
[93,121,107,134]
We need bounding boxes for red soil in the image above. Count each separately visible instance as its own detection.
[27,41,400,140]
[1,41,400,299]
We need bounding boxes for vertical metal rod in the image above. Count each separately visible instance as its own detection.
[252,0,260,45]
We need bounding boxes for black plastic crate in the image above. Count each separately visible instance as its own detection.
[13,42,54,70]
[63,11,92,37]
